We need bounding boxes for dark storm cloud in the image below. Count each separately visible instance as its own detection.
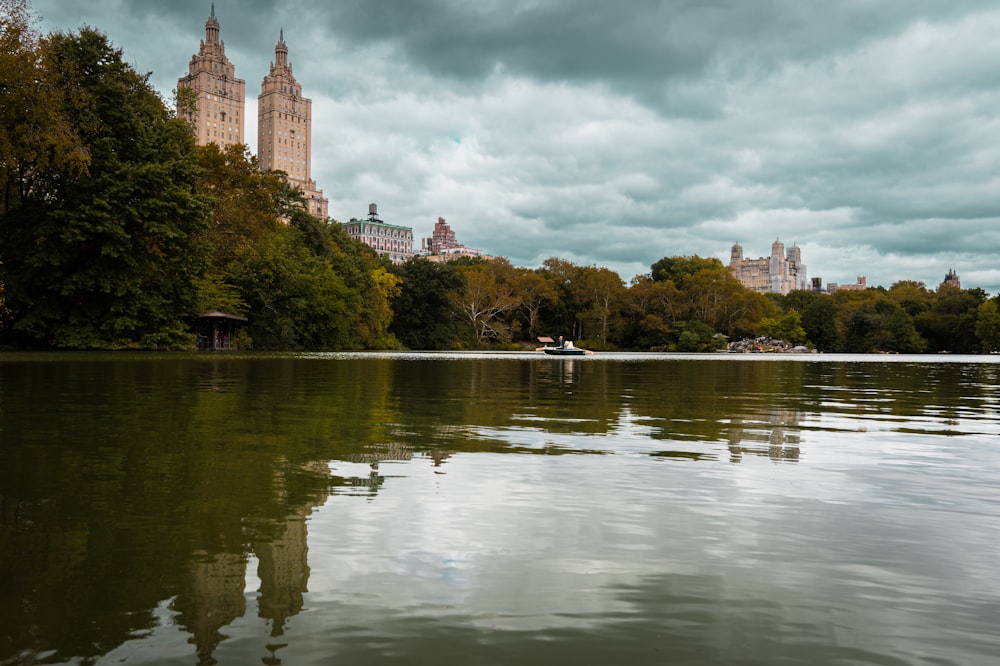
[313,0,988,106]
[26,0,1000,293]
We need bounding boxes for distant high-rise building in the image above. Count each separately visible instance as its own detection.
[827,276,867,293]
[177,5,246,149]
[258,30,328,219]
[729,240,808,295]
[426,217,458,254]
[342,203,415,264]
[420,216,488,262]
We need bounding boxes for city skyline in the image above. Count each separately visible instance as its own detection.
[26,0,1000,294]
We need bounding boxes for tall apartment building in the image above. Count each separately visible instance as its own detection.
[425,217,458,254]
[729,240,809,295]
[342,204,415,264]
[258,30,328,219]
[420,217,488,262]
[177,6,246,149]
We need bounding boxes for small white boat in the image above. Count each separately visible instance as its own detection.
[542,347,588,356]
[536,336,592,356]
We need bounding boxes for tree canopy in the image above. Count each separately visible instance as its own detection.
[1,22,209,348]
[1,7,995,353]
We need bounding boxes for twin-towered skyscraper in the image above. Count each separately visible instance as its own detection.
[176,7,245,148]
[177,6,328,219]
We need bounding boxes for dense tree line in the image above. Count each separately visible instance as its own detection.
[1,6,396,350]
[3,5,998,353]
[390,256,1000,354]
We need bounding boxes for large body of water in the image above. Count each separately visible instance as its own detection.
[2,352,999,665]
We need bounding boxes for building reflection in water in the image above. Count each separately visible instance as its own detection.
[426,449,454,468]
[153,410,804,665]
[174,512,315,665]
[726,409,801,463]
[172,461,327,665]
[337,442,415,493]
[175,551,248,664]
[173,445,423,664]
[256,505,311,638]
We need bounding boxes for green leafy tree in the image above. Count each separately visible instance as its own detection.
[887,280,932,317]
[833,288,883,348]
[650,255,724,283]
[539,257,582,338]
[192,143,398,349]
[778,289,844,351]
[622,275,683,349]
[511,268,559,341]
[623,257,770,349]
[389,258,465,349]
[887,305,926,353]
[573,266,625,345]
[0,27,209,349]
[0,0,87,214]
[233,209,402,350]
[800,296,843,351]
[915,287,983,353]
[191,143,287,320]
[228,227,353,349]
[682,266,769,338]
[675,320,722,352]
[196,142,286,271]
[781,289,820,315]
[975,299,1000,353]
[846,299,925,353]
[296,215,405,348]
[193,272,247,317]
[365,265,402,348]
[758,308,807,344]
[330,233,402,348]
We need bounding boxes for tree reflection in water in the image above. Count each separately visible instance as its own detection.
[1,353,998,664]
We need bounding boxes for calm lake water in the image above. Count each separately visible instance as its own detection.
[2,352,999,665]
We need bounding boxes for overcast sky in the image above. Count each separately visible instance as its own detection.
[28,0,1000,293]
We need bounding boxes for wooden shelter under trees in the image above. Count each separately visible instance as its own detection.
[197,311,247,350]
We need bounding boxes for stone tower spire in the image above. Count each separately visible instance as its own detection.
[730,241,743,265]
[274,28,288,69]
[205,4,219,45]
[178,5,246,148]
